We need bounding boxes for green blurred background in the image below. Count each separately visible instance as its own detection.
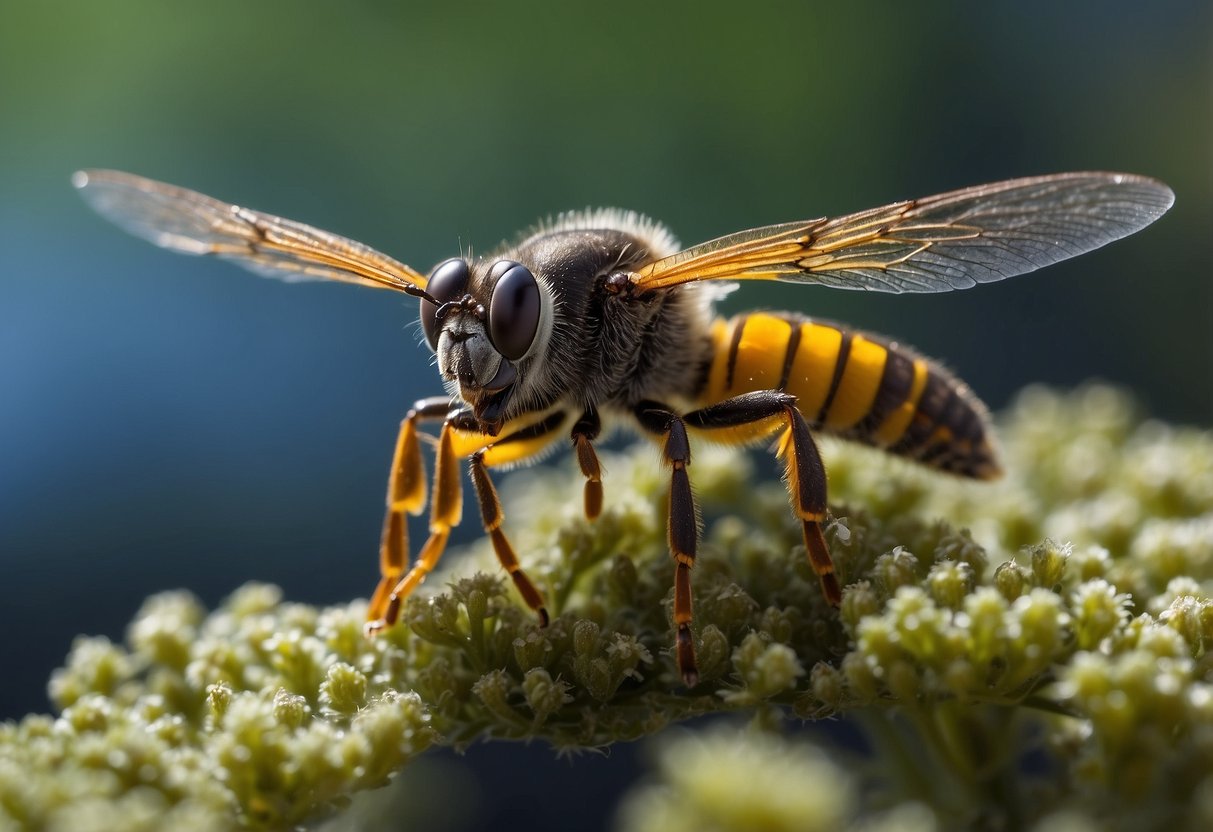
[1,1,1209,828]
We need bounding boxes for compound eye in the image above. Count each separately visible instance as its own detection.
[420,258,470,350]
[487,261,541,361]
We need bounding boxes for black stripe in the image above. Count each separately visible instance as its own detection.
[854,345,913,437]
[494,409,569,446]
[724,318,746,390]
[816,329,853,423]
[932,386,961,442]
[890,370,950,454]
[777,319,803,392]
[945,394,984,442]
[918,372,955,423]
[909,385,960,460]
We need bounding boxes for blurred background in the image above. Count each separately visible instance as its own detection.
[1,1,1209,828]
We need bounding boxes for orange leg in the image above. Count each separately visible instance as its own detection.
[365,397,459,634]
[366,404,572,634]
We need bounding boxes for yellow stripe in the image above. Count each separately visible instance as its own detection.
[449,427,492,459]
[687,413,784,446]
[728,314,793,393]
[784,322,843,419]
[872,358,929,445]
[481,432,561,467]
[449,410,566,466]
[824,335,887,429]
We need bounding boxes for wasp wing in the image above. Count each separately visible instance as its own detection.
[631,172,1174,294]
[73,169,430,295]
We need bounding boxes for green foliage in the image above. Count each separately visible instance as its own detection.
[1,386,1211,830]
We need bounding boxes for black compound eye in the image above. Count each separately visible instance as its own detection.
[420,258,470,350]
[487,261,541,361]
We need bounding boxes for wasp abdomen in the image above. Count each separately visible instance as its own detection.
[700,312,1000,479]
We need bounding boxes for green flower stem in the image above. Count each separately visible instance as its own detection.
[853,709,960,812]
[915,705,979,786]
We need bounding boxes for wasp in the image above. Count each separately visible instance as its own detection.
[75,169,1173,685]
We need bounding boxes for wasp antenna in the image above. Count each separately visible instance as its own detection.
[404,283,439,306]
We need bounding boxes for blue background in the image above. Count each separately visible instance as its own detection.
[1,2,1209,829]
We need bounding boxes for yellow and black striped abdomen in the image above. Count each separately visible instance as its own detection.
[697,312,1001,479]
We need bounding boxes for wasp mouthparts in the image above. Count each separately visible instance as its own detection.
[471,361,518,435]
[474,386,513,435]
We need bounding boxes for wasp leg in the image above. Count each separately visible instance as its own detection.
[470,408,572,626]
[634,401,700,687]
[684,390,842,606]
[365,399,462,635]
[572,407,604,520]
[470,453,550,626]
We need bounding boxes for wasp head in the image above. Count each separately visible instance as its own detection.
[420,257,551,435]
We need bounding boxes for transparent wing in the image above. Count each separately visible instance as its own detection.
[631,172,1174,293]
[73,169,429,295]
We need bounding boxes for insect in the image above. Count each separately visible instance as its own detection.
[75,169,1173,685]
